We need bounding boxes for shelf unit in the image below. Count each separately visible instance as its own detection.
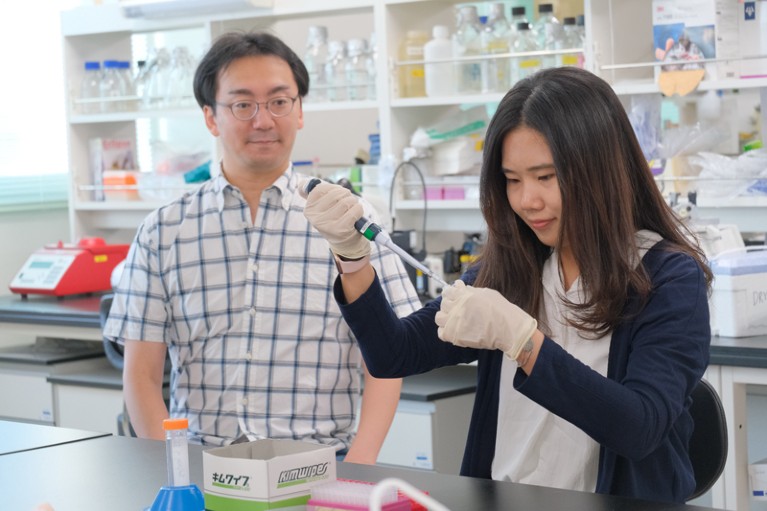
[61,0,767,245]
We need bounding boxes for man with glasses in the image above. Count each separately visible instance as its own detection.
[104,32,420,463]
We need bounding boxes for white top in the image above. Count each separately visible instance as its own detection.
[492,230,662,491]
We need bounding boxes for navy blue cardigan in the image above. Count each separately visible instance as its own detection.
[336,243,710,503]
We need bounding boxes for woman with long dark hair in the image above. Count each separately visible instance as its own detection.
[302,66,712,503]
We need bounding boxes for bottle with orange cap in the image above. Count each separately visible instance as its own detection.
[147,418,204,511]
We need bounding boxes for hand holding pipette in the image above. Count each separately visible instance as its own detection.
[301,178,448,288]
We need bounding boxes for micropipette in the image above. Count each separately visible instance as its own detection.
[304,179,449,289]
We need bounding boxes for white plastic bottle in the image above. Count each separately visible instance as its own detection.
[423,25,455,97]
[163,418,190,487]
[325,40,347,102]
[345,38,369,101]
[304,25,328,102]
[79,61,101,115]
[453,5,483,94]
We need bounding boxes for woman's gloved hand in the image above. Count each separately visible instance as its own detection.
[435,280,538,359]
[301,179,371,260]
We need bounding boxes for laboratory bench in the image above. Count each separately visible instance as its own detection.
[1,293,767,508]
[0,418,110,456]
[0,424,725,511]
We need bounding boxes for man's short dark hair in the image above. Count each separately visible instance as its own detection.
[193,31,309,111]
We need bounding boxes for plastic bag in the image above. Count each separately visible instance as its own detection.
[688,149,767,199]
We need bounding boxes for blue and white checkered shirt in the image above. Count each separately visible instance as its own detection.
[104,166,420,447]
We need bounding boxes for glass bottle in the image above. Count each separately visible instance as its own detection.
[483,3,512,93]
[511,22,541,85]
[304,25,329,103]
[325,40,347,102]
[79,61,101,115]
[557,17,582,68]
[453,5,483,94]
[345,38,368,101]
[99,60,122,113]
[532,3,562,69]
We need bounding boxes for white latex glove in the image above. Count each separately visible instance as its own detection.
[435,280,538,359]
[301,179,371,260]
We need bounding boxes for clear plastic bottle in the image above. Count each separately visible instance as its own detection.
[99,60,123,113]
[453,5,483,94]
[423,25,455,97]
[79,61,101,115]
[511,22,541,85]
[398,30,429,98]
[163,418,190,487]
[116,61,137,110]
[557,17,582,68]
[532,3,562,69]
[482,3,511,93]
[345,38,368,101]
[304,25,329,103]
[325,40,347,102]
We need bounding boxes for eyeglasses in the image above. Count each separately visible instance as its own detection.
[217,96,299,120]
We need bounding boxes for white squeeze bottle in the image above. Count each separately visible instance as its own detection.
[424,25,454,97]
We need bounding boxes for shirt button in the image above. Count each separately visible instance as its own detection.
[249,307,256,317]
[244,352,252,360]
[241,397,248,406]
[248,263,258,273]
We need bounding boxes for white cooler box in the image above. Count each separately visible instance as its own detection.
[711,249,767,338]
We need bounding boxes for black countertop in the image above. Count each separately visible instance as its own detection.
[0,433,724,511]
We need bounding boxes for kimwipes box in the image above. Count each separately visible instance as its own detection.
[203,439,336,510]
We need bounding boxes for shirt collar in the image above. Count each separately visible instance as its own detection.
[212,160,300,213]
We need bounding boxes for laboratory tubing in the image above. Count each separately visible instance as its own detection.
[454,5,483,94]
[304,25,329,102]
[423,25,454,97]
[164,417,191,487]
[398,30,429,98]
[79,61,101,115]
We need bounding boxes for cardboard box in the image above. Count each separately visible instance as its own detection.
[710,249,767,337]
[203,439,336,511]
